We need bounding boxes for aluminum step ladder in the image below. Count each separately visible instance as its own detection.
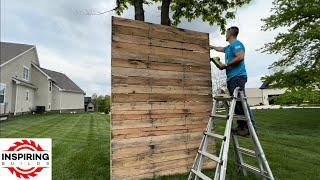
[188,87,274,180]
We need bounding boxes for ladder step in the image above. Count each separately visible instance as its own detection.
[210,114,229,119]
[237,147,256,157]
[198,150,222,164]
[191,169,211,180]
[205,132,225,140]
[239,163,270,178]
[214,96,233,101]
[233,115,247,120]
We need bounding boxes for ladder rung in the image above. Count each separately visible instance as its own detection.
[191,169,211,180]
[210,114,229,119]
[233,115,247,120]
[214,96,233,101]
[205,132,225,140]
[198,150,221,164]
[237,147,256,157]
[239,163,270,178]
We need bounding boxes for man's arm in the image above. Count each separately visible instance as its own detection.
[218,52,244,70]
[210,45,224,52]
[226,52,245,67]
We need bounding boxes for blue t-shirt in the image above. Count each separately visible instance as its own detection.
[223,40,247,80]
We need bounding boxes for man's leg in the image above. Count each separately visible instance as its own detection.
[227,76,246,129]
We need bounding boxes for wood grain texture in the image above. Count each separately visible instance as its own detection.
[111,16,214,179]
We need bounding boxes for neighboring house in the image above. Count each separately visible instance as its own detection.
[84,97,95,112]
[246,88,263,106]
[0,42,85,116]
[259,82,286,105]
[245,83,286,106]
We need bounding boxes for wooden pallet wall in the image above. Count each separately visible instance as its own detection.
[111,17,215,179]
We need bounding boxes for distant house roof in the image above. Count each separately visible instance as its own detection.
[0,42,34,65]
[84,97,92,104]
[40,68,85,94]
[260,82,270,89]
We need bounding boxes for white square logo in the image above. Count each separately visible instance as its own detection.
[0,138,52,180]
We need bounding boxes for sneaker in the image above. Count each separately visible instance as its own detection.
[236,128,250,137]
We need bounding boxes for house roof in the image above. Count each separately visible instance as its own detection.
[0,42,34,65]
[40,68,85,94]
[260,82,270,89]
[84,97,92,103]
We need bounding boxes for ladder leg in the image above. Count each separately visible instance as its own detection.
[189,100,218,180]
[217,88,239,180]
[231,134,247,176]
[239,91,275,180]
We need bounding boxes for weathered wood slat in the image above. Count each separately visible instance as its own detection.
[111,112,210,121]
[112,101,212,111]
[112,76,212,87]
[112,58,211,74]
[112,93,212,103]
[112,84,211,95]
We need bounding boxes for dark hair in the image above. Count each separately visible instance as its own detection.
[227,26,239,37]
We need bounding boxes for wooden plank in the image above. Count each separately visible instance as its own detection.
[112,101,212,111]
[113,16,149,29]
[111,112,210,121]
[111,132,203,149]
[112,76,212,87]
[112,58,211,74]
[112,67,211,80]
[112,116,208,130]
[112,84,211,95]
[112,24,149,38]
[112,93,212,103]
[112,123,207,139]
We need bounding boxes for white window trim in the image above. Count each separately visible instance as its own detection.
[0,83,6,104]
[23,66,30,81]
[26,90,29,102]
[49,81,52,92]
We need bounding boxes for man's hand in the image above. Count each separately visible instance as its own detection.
[219,64,228,70]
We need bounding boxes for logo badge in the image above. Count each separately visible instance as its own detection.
[0,138,52,180]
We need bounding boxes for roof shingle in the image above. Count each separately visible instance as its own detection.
[1,42,34,65]
[41,68,85,94]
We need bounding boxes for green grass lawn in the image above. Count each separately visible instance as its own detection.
[158,108,320,180]
[0,113,110,180]
[1,109,319,180]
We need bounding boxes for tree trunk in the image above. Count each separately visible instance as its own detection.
[161,0,171,26]
[134,0,144,21]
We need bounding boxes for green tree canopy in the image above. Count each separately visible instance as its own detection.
[116,0,251,31]
[261,0,320,90]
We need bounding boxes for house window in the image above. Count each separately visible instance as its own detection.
[0,83,6,104]
[48,103,51,110]
[26,91,29,101]
[23,66,29,81]
[49,81,52,92]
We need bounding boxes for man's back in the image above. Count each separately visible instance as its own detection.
[224,40,247,80]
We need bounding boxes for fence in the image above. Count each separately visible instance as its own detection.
[111,17,214,179]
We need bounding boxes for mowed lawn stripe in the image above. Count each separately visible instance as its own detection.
[0,113,110,180]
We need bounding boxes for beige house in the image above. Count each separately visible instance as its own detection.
[0,42,85,117]
[245,83,286,106]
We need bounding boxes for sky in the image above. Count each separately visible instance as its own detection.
[1,0,281,96]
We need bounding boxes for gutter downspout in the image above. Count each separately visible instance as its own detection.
[59,91,62,114]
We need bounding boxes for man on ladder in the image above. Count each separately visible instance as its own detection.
[211,26,256,136]
[188,27,275,180]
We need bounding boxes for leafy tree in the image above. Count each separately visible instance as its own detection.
[261,0,320,91]
[91,94,111,113]
[116,0,251,30]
